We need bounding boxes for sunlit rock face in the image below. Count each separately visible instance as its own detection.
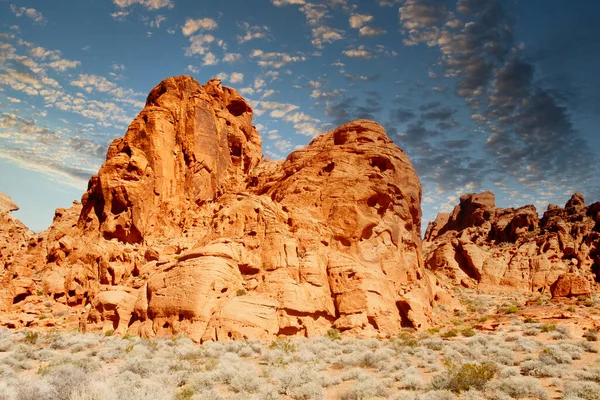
[424,191,600,295]
[0,76,438,340]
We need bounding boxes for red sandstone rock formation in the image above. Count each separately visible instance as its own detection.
[424,191,600,295]
[0,76,438,340]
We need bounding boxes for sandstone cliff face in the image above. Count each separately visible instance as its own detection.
[0,76,436,340]
[79,76,262,243]
[424,191,600,295]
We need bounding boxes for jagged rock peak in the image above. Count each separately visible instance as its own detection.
[79,75,263,243]
[0,193,19,213]
[424,190,599,295]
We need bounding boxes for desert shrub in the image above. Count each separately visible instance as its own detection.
[504,305,519,314]
[326,328,342,341]
[104,329,114,337]
[563,381,600,400]
[520,360,563,378]
[441,329,458,339]
[441,361,498,393]
[489,376,549,399]
[288,381,324,400]
[461,328,476,337]
[236,289,246,296]
[420,390,457,400]
[269,337,296,354]
[390,390,419,400]
[498,366,521,378]
[340,377,388,400]
[15,378,56,400]
[272,363,321,396]
[44,364,89,400]
[524,327,542,336]
[394,366,424,390]
[422,337,444,351]
[539,346,572,364]
[23,331,39,345]
[391,331,419,349]
[583,329,599,342]
[540,323,556,333]
[550,325,571,340]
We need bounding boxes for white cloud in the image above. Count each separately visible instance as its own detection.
[112,63,126,71]
[110,11,130,20]
[261,89,278,99]
[359,26,387,36]
[182,18,218,36]
[250,49,306,69]
[186,65,199,74]
[10,5,46,25]
[202,52,217,66]
[349,13,373,29]
[342,45,373,59]
[229,72,244,84]
[185,34,215,56]
[223,53,242,63]
[149,15,167,28]
[237,22,269,44]
[271,0,305,5]
[47,59,81,72]
[113,0,174,10]
[7,97,21,103]
[311,26,344,49]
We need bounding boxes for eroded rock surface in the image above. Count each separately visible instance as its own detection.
[424,191,600,294]
[0,76,437,340]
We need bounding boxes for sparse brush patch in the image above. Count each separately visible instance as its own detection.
[563,381,600,400]
[236,289,246,296]
[489,376,549,400]
[524,317,537,324]
[104,329,114,337]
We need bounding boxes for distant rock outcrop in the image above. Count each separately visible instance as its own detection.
[0,76,438,340]
[424,191,600,295]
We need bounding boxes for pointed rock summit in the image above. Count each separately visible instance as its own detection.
[0,76,440,340]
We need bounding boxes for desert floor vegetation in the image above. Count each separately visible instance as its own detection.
[0,295,599,400]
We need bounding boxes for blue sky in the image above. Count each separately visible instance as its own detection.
[0,0,598,232]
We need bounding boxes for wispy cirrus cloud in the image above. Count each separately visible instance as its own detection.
[113,0,173,10]
[9,5,46,25]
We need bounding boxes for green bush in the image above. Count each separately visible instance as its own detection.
[104,329,115,337]
[236,289,247,296]
[441,329,458,339]
[445,361,498,393]
[24,331,39,344]
[504,305,519,314]
[461,328,476,337]
[583,329,598,342]
[269,337,296,354]
[540,323,556,333]
[326,328,342,341]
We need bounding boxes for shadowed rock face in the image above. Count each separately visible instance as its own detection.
[0,76,437,340]
[424,192,600,295]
